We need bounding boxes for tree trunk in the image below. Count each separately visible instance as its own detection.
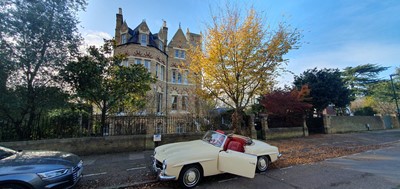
[231,109,241,134]
[25,84,36,140]
[101,100,107,136]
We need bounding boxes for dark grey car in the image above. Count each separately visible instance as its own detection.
[0,146,83,189]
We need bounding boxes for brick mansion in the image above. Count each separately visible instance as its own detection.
[113,8,202,116]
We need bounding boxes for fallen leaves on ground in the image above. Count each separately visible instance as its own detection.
[268,134,390,169]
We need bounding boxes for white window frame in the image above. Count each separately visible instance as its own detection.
[155,63,159,78]
[177,72,182,84]
[175,49,179,58]
[180,50,185,59]
[135,58,141,65]
[160,65,165,81]
[140,34,147,46]
[144,60,151,70]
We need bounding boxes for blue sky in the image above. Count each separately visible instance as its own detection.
[78,0,400,86]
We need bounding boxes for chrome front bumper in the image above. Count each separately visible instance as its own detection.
[152,157,176,181]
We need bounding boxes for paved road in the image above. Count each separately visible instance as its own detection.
[75,129,400,189]
[76,151,155,189]
[196,141,400,189]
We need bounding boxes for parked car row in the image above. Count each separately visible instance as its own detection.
[1,130,280,189]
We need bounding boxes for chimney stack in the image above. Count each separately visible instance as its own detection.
[115,8,123,45]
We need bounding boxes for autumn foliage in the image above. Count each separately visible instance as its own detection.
[187,4,301,134]
[260,85,312,127]
[261,85,312,115]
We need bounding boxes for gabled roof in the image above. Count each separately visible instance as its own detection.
[125,21,158,48]
[168,28,189,49]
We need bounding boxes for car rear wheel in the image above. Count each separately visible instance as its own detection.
[256,155,269,173]
[178,164,203,188]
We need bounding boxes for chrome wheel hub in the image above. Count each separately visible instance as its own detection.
[184,168,199,186]
[258,158,267,171]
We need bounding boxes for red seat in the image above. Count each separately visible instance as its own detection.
[223,137,232,151]
[227,141,244,153]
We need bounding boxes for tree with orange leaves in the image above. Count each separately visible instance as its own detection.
[187,4,301,135]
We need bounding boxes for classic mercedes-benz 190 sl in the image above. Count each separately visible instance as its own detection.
[153,130,281,188]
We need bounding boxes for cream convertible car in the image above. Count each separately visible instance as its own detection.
[153,130,281,188]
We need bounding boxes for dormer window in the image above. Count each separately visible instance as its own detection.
[140,34,147,46]
[121,34,127,44]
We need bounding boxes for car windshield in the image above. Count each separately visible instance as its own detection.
[0,146,17,160]
[202,131,227,148]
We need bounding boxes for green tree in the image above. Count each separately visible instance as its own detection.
[0,0,86,139]
[367,68,400,114]
[187,4,301,135]
[61,41,155,129]
[342,63,388,98]
[294,68,351,115]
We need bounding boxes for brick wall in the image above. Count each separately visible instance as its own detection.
[266,127,306,140]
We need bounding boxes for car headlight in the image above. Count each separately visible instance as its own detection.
[162,160,167,170]
[37,169,69,180]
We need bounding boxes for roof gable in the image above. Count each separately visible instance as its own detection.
[168,28,189,49]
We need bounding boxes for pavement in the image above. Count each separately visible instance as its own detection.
[195,141,400,189]
[75,129,400,189]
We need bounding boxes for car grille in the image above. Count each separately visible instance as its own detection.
[155,160,163,169]
[72,160,83,183]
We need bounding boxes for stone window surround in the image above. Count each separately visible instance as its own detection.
[129,57,167,80]
[140,33,148,46]
[171,95,178,110]
[173,47,186,59]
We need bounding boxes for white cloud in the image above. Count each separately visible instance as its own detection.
[80,30,112,52]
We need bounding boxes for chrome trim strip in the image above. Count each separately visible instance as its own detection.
[152,157,176,181]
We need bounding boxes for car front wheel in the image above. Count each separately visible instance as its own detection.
[178,164,202,188]
[256,155,269,173]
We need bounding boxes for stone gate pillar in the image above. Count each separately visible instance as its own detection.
[303,115,309,137]
[323,115,331,134]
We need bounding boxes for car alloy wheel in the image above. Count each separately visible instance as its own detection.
[256,156,269,172]
[179,165,202,188]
